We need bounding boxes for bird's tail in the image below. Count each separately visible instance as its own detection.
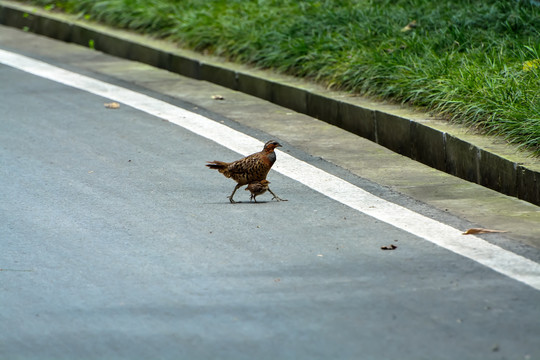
[206,161,228,171]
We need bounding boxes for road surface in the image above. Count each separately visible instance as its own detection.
[1,30,539,360]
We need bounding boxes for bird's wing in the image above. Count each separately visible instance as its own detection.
[227,154,260,174]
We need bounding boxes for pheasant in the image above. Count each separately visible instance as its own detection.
[206,140,286,203]
[246,180,270,202]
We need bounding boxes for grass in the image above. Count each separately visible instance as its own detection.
[24,0,540,154]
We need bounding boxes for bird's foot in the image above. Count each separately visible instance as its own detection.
[268,188,287,201]
[268,188,287,202]
[228,196,238,204]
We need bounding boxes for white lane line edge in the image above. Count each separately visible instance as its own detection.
[2,48,539,291]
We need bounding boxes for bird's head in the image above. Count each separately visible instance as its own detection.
[263,140,282,151]
[260,179,271,185]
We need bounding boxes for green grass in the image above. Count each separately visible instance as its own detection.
[26,0,540,154]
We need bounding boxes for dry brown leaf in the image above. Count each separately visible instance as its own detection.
[211,95,225,100]
[401,20,417,32]
[381,244,397,250]
[104,102,120,109]
[462,228,508,235]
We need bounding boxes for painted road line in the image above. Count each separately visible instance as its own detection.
[1,48,539,291]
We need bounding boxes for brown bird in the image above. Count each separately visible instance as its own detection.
[206,140,286,203]
[246,180,270,202]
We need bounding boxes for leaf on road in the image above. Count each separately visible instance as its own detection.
[104,102,120,109]
[381,244,397,250]
[462,228,508,235]
[211,95,225,100]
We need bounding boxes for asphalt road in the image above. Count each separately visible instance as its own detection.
[1,48,540,359]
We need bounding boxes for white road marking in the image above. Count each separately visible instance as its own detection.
[2,49,539,291]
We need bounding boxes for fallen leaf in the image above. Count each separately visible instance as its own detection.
[211,95,225,100]
[381,244,397,250]
[401,20,417,32]
[462,228,508,235]
[104,102,120,109]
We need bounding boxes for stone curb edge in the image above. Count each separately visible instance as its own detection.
[1,0,539,206]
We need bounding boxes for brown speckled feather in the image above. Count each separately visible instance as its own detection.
[206,140,282,203]
[245,180,270,202]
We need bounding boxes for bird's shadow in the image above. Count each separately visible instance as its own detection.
[221,200,271,205]
[205,199,273,205]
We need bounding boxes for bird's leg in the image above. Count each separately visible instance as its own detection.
[228,184,242,203]
[268,188,287,201]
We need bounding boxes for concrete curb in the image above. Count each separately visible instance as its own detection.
[1,0,539,205]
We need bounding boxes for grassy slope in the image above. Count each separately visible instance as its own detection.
[28,0,540,154]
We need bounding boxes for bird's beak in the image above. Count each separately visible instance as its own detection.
[276,143,282,147]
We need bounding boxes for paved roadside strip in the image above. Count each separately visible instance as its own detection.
[0,0,539,207]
